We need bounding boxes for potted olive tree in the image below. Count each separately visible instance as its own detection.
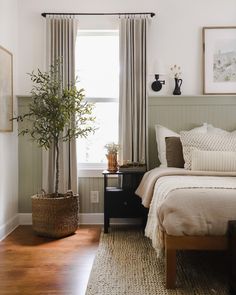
[14,63,95,238]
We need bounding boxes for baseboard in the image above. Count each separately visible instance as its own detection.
[79,213,142,225]
[0,214,19,241]
[19,213,141,225]
[19,213,32,225]
[79,213,104,224]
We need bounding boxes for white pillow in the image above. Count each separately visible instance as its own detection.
[207,124,229,135]
[191,149,236,172]
[180,132,236,169]
[206,123,236,135]
[155,124,208,166]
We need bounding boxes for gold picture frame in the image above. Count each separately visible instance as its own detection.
[0,45,13,132]
[203,26,236,95]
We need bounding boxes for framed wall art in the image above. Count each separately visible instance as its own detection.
[0,45,13,132]
[203,27,236,95]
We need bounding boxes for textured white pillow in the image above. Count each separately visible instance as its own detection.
[191,150,236,172]
[155,124,208,166]
[180,132,236,169]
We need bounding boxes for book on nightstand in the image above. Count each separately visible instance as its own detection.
[118,162,147,173]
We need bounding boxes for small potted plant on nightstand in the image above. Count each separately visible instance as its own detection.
[14,62,95,238]
[104,142,120,172]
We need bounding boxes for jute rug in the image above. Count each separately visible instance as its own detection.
[86,227,228,295]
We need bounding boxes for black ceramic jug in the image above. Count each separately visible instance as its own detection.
[173,78,182,95]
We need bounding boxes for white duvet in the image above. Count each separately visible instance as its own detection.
[135,167,236,253]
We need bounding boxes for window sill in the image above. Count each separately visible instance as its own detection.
[78,168,105,178]
[78,168,119,178]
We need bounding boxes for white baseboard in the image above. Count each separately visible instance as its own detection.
[0,213,141,241]
[19,213,141,225]
[0,214,19,241]
[79,213,104,224]
[80,213,142,225]
[19,213,32,225]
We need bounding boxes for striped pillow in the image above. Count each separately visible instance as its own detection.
[191,150,236,172]
[180,132,236,169]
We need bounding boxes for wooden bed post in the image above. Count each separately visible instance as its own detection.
[164,233,228,289]
[165,247,176,289]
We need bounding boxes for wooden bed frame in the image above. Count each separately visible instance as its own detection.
[164,234,228,289]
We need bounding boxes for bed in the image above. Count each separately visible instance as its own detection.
[137,95,236,288]
[136,167,236,288]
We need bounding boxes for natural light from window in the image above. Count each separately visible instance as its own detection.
[75,30,119,167]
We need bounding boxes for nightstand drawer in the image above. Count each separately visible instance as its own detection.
[107,191,142,217]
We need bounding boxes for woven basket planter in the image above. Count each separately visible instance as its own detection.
[31,194,79,238]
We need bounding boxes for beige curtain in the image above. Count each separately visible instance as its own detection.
[119,16,148,165]
[43,15,78,194]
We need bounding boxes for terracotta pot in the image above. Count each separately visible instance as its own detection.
[106,153,118,172]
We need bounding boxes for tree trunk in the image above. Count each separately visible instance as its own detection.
[55,140,59,196]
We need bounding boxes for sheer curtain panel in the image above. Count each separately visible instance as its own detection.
[119,16,149,165]
[43,15,78,194]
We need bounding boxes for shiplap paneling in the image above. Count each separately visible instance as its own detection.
[79,177,118,213]
[18,97,42,213]
[79,177,104,213]
[18,95,236,212]
[148,95,236,169]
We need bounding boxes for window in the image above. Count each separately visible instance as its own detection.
[75,30,119,170]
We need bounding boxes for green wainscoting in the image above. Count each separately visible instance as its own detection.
[148,95,236,169]
[18,97,42,213]
[18,95,236,213]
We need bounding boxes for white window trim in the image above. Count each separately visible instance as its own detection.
[84,97,118,102]
[76,30,119,176]
[78,168,105,178]
[78,30,119,37]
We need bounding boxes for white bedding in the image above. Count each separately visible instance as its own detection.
[135,167,236,254]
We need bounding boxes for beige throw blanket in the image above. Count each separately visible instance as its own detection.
[135,167,236,208]
[135,167,236,254]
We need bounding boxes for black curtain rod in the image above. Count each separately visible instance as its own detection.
[41,12,155,18]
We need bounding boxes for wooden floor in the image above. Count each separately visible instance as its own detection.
[0,225,101,295]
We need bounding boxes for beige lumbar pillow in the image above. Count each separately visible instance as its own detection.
[191,149,236,172]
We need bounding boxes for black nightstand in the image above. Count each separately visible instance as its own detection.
[103,170,147,233]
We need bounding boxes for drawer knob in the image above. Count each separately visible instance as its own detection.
[123,201,128,206]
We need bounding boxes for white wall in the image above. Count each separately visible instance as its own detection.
[17,0,236,96]
[0,0,19,240]
[15,0,236,217]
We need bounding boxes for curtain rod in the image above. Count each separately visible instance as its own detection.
[41,12,155,18]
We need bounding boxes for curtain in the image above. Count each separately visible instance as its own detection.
[43,15,78,194]
[119,16,148,165]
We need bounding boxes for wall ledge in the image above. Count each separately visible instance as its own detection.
[149,95,236,106]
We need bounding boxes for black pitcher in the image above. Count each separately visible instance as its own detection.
[173,78,182,95]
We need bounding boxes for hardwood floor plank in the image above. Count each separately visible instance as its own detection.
[0,225,101,295]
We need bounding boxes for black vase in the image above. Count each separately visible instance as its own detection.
[173,78,182,95]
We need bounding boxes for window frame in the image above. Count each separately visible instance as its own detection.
[76,30,119,176]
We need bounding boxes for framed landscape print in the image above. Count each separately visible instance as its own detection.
[0,45,13,132]
[203,27,236,95]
